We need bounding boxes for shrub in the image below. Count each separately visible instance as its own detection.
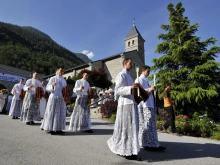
[100,100,117,118]
[109,114,116,122]
[211,124,220,140]
[157,112,218,139]
[156,120,165,130]
[66,103,75,112]
[157,109,168,120]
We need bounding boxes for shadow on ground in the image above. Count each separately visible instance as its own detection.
[139,141,220,162]
[64,128,113,136]
[65,121,114,126]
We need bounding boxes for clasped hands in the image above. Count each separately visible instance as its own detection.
[52,82,56,87]
[80,86,84,91]
[131,83,140,89]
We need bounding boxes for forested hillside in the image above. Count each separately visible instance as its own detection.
[0,22,87,75]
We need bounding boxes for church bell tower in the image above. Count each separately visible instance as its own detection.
[125,21,145,62]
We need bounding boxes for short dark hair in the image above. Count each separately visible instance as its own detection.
[20,78,24,81]
[122,58,132,66]
[141,65,151,72]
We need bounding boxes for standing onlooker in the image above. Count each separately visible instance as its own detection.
[162,83,176,133]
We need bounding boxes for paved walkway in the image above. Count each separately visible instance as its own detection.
[0,114,220,165]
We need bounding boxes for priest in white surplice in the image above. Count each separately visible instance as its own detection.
[107,58,141,161]
[39,81,47,118]
[0,89,8,113]
[9,78,24,119]
[135,65,166,151]
[69,72,93,133]
[20,72,42,125]
[41,68,67,135]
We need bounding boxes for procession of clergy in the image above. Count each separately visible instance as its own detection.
[2,58,166,161]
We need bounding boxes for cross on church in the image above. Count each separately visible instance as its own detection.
[133,18,135,26]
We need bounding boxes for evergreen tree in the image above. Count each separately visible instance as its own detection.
[152,2,220,120]
[78,68,112,89]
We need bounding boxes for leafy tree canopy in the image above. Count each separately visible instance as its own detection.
[78,68,113,89]
[151,2,220,121]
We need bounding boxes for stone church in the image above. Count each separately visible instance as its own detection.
[44,24,146,86]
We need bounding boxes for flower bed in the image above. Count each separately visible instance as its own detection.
[157,112,220,140]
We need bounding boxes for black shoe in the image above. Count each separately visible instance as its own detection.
[56,131,65,135]
[26,122,31,125]
[50,131,56,135]
[41,128,44,131]
[144,146,166,151]
[143,146,153,151]
[12,116,15,119]
[171,130,177,133]
[30,121,35,125]
[15,117,19,119]
[125,155,142,161]
[83,130,93,133]
[156,146,166,151]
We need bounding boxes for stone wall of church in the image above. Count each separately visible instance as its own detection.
[63,66,91,79]
[63,72,75,79]
[104,57,123,83]
[91,61,103,70]
[125,50,145,67]
[123,51,144,80]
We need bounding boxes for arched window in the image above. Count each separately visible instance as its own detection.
[132,40,135,45]
[128,41,130,46]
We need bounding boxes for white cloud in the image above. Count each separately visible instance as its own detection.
[82,50,89,54]
[81,50,95,59]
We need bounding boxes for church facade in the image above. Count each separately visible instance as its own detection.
[43,24,146,85]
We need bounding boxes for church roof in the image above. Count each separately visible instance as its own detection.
[42,63,90,79]
[41,50,140,80]
[125,25,145,41]
[102,52,123,62]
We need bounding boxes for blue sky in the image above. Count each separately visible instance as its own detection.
[0,0,220,66]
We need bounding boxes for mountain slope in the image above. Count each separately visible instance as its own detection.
[75,53,92,63]
[22,26,52,40]
[0,22,86,75]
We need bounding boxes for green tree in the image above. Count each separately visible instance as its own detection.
[152,2,220,121]
[78,68,112,89]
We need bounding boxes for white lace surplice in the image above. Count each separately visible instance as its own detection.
[20,79,42,122]
[107,69,140,156]
[0,93,7,112]
[40,76,67,131]
[39,86,47,118]
[135,75,160,147]
[69,79,91,131]
[9,83,24,117]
